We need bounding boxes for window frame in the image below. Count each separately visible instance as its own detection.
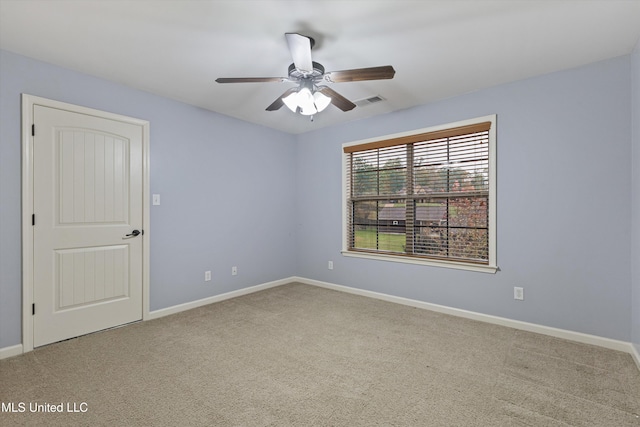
[341,115,497,273]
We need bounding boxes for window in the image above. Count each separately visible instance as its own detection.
[342,115,496,273]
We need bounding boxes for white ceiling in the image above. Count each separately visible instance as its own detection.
[1,0,639,134]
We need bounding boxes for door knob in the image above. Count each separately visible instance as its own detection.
[125,229,141,237]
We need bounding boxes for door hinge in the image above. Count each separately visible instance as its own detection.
[32,214,35,226]
[32,124,35,136]
[32,303,35,315]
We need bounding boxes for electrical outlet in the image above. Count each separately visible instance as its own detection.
[514,286,524,300]
[328,261,334,270]
[205,270,211,282]
[232,266,237,276]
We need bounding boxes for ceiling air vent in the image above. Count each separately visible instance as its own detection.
[354,95,385,107]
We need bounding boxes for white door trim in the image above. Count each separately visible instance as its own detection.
[21,94,150,352]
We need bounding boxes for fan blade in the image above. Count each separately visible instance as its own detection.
[216,77,287,83]
[266,87,298,111]
[318,87,356,112]
[285,33,313,73]
[324,65,396,83]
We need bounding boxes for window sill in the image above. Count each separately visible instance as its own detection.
[341,250,498,274]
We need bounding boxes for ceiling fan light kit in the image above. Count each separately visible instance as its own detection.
[216,32,395,121]
[282,79,331,116]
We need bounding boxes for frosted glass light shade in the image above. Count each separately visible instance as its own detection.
[282,92,299,113]
[282,87,332,115]
[314,91,331,112]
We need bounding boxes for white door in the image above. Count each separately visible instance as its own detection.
[32,105,144,347]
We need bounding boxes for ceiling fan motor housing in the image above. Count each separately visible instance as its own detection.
[288,61,325,80]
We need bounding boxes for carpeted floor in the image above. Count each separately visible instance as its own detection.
[1,282,639,426]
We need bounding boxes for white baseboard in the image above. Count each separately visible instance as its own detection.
[292,277,635,355]
[631,343,640,371]
[0,344,23,360]
[147,277,294,320]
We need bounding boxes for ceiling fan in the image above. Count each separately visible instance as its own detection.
[216,33,395,119]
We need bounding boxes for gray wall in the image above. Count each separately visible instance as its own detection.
[632,39,640,355]
[295,55,633,341]
[0,50,297,349]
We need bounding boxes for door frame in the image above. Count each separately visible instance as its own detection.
[21,94,150,352]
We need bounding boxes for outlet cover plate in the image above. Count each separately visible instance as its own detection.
[514,287,524,300]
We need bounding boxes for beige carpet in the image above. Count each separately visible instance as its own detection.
[1,282,639,426]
